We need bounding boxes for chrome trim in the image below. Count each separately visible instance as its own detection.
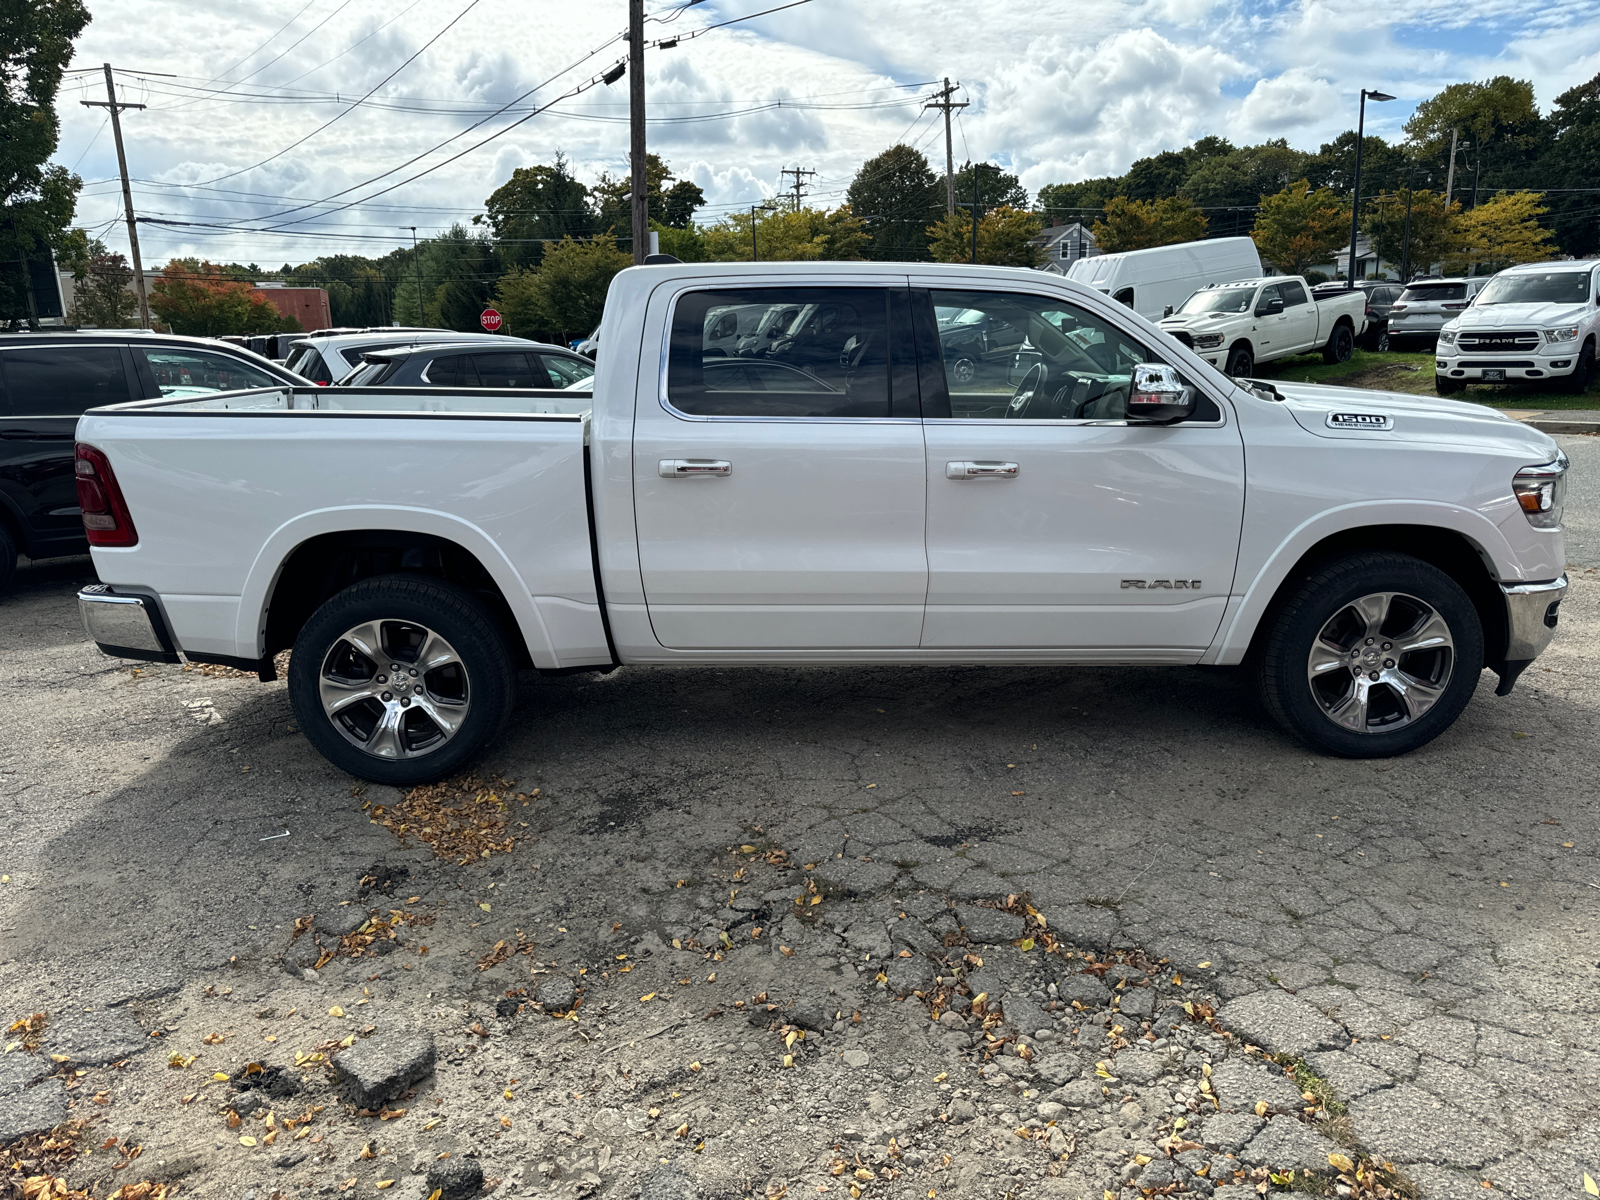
[78,585,179,661]
[1501,575,1567,662]
[659,458,731,478]
[945,460,1019,479]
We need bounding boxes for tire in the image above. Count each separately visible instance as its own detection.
[1435,374,1465,395]
[1252,552,1484,758]
[1364,328,1389,353]
[1562,340,1595,395]
[1224,344,1253,378]
[950,355,978,385]
[1321,322,1355,364]
[0,523,15,594]
[288,574,516,785]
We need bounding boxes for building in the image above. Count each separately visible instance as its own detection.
[253,282,333,332]
[1030,222,1099,274]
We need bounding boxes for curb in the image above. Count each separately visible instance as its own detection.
[1526,420,1600,436]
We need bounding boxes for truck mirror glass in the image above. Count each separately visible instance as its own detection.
[1127,364,1194,424]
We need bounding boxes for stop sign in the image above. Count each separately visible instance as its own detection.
[480,308,503,332]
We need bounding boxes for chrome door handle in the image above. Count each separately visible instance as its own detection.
[946,460,1019,480]
[659,458,731,478]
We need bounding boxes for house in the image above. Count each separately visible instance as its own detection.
[1030,222,1099,274]
[1315,233,1385,282]
[253,282,333,332]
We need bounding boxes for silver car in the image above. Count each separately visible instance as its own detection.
[1386,278,1486,348]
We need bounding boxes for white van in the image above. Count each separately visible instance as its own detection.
[1066,237,1263,324]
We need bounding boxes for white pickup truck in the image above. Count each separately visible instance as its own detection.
[1436,259,1600,395]
[74,262,1567,783]
[1158,276,1367,377]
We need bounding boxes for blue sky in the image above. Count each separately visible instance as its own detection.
[52,0,1600,266]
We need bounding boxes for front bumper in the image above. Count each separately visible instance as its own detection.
[78,585,181,664]
[1437,354,1576,383]
[1494,575,1567,695]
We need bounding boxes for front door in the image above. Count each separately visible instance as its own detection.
[634,284,928,650]
[918,286,1245,652]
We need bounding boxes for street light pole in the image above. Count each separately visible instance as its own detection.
[750,201,776,261]
[1347,88,1395,289]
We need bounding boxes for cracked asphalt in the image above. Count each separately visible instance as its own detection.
[1,433,1598,1200]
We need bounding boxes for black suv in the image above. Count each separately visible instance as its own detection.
[0,331,306,589]
[1310,281,1404,351]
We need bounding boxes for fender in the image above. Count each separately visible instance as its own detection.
[1208,498,1521,665]
[236,505,568,669]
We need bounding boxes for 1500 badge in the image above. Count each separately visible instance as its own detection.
[1326,411,1394,430]
[1122,580,1202,589]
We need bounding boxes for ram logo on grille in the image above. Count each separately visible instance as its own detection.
[1326,411,1394,430]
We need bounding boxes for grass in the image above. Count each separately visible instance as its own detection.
[1251,347,1600,410]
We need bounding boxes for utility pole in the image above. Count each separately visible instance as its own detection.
[924,78,968,216]
[957,164,993,264]
[81,64,151,329]
[409,227,424,323]
[780,166,816,212]
[628,0,648,265]
[1444,127,1459,208]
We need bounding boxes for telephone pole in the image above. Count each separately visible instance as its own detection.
[924,78,968,216]
[780,166,816,212]
[81,64,151,329]
[1444,127,1459,207]
[628,0,648,265]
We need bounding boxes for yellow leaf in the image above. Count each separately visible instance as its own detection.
[1133,1155,1151,1166]
[739,844,756,853]
[640,992,656,1003]
[504,1088,515,1100]
[854,1169,875,1182]
[239,1135,257,1147]
[429,1192,444,1200]
[785,1031,797,1049]
[1197,961,1211,968]
[328,1006,345,1017]
[294,1127,310,1141]
[1018,938,1035,952]
[1585,1174,1599,1197]
[674,1123,689,1138]
[213,1072,230,1081]
[809,894,822,906]
[479,902,492,912]
[1254,1100,1268,1117]
[500,1115,512,1129]
[1328,1153,1355,1173]
[376,1182,396,1190]
[1094,1064,1112,1079]
[423,1118,441,1131]
[263,1130,278,1146]
[49,1053,69,1063]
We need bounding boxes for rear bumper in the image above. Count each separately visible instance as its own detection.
[78,585,180,663]
[1494,575,1567,695]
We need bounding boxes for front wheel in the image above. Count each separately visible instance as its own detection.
[1224,344,1254,378]
[1562,341,1595,395]
[1322,323,1355,364]
[1435,374,1465,395]
[288,574,516,785]
[1253,552,1483,758]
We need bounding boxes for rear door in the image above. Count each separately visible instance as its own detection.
[633,282,928,650]
[0,343,137,556]
[1277,279,1319,352]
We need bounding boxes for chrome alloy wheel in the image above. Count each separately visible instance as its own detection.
[318,619,470,759]
[1305,592,1455,733]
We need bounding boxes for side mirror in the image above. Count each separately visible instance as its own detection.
[1258,296,1285,316]
[1162,305,1174,318]
[1127,364,1194,424]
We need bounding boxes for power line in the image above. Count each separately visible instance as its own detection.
[163,0,362,112]
[173,0,320,101]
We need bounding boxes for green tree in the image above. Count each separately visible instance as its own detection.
[1250,180,1348,276]
[1405,77,1541,161]
[494,234,630,343]
[1360,190,1460,277]
[285,254,392,326]
[1443,191,1556,274]
[590,154,703,242]
[1181,140,1307,236]
[701,206,869,262]
[477,152,595,271]
[1533,72,1600,258]
[1121,151,1190,200]
[658,178,705,230]
[847,143,941,261]
[69,247,139,327]
[1,0,90,323]
[1090,195,1207,252]
[149,262,300,336]
[1301,132,1409,196]
[945,161,1028,212]
[650,221,707,262]
[1035,176,1124,224]
[926,205,1044,267]
[391,224,496,329]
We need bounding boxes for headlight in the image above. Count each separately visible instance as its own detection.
[1437,329,1457,346]
[1512,454,1568,530]
[1544,325,1580,344]
[1192,333,1225,349]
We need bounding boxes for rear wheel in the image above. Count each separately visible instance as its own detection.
[1224,344,1254,378]
[1253,552,1483,758]
[1435,374,1465,395]
[0,524,15,594]
[288,574,515,785]
[1321,323,1355,364]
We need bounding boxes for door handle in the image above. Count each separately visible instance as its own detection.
[946,460,1019,480]
[659,459,731,478]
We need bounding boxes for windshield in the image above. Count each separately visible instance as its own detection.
[938,308,987,327]
[1397,283,1466,304]
[1176,287,1255,315]
[1474,271,1591,306]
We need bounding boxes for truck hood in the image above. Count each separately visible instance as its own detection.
[1266,380,1559,458]
[1450,303,1588,330]
[1159,311,1241,334]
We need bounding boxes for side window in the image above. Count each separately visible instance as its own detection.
[666,287,891,418]
[468,352,538,388]
[293,347,333,385]
[1279,280,1310,307]
[0,346,132,416]
[1254,284,1282,315]
[423,355,477,387]
[537,354,595,388]
[137,348,281,395]
[1112,287,1135,308]
[926,289,1219,422]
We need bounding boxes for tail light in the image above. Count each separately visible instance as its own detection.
[75,443,139,547]
[1442,302,1468,310]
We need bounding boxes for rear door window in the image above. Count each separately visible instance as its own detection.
[422,355,477,386]
[289,346,333,384]
[468,352,539,388]
[1280,280,1310,307]
[537,353,595,388]
[0,345,133,416]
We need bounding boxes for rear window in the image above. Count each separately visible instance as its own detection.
[0,345,133,416]
[1398,283,1466,303]
[287,346,333,384]
[343,359,399,386]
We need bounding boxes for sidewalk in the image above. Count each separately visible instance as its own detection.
[1497,408,1600,434]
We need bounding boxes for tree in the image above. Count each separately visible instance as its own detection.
[1443,191,1556,275]
[1405,77,1541,161]
[926,205,1044,267]
[1090,196,1207,253]
[1036,176,1123,224]
[847,144,942,261]
[477,153,594,272]
[494,234,630,343]
[658,179,706,230]
[1533,71,1600,258]
[1360,190,1460,277]
[1122,151,1190,200]
[590,154,703,242]
[1,0,90,323]
[149,262,300,336]
[944,162,1028,212]
[391,224,496,329]
[701,206,869,262]
[70,248,139,327]
[1181,139,1307,236]
[1250,180,1348,276]
[286,254,392,326]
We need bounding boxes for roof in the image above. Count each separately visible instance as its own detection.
[358,338,577,360]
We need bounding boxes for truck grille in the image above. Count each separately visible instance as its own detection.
[1457,331,1539,352]
[1168,331,1194,348]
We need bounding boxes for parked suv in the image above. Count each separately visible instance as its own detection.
[1436,260,1600,395]
[340,341,596,389]
[283,329,541,385]
[1311,281,1403,351]
[0,331,306,589]
[1385,278,1486,349]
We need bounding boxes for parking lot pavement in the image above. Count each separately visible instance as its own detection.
[1,438,1596,1200]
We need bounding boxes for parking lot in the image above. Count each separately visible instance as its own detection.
[1,433,1597,1200]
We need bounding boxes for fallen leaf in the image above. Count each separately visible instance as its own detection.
[1197,961,1211,968]
[640,993,657,1003]
[1586,1174,1599,1197]
[239,1135,257,1147]
[675,1123,689,1138]
[1017,938,1035,952]
[1254,1100,1268,1117]
[375,1183,395,1191]
[504,1088,515,1100]
[1328,1153,1355,1174]
[479,902,492,912]
[500,1115,511,1129]
[328,1006,345,1018]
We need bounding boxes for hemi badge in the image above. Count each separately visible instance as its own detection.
[1327,411,1393,431]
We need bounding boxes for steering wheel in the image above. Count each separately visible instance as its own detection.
[1005,363,1048,419]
